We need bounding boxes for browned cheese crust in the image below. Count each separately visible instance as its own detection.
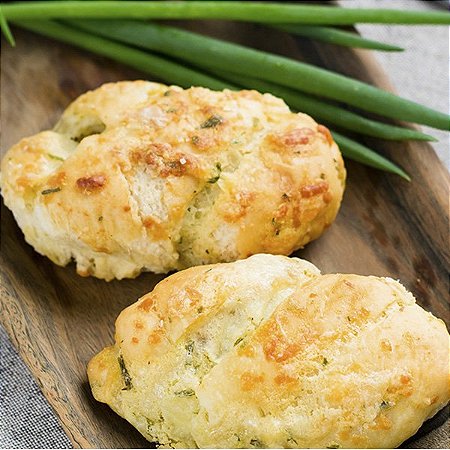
[88,255,449,448]
[1,81,345,279]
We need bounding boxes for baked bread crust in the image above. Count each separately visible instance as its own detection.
[1,81,345,280]
[88,254,449,448]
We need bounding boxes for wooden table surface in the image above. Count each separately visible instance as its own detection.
[1,21,449,448]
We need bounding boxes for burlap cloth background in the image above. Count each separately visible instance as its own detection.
[1,0,448,448]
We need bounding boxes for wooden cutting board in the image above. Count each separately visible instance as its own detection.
[1,21,449,449]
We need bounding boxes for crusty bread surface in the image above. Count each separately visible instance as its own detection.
[88,254,449,448]
[1,81,345,280]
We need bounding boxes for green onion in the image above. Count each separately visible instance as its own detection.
[3,1,450,25]
[67,20,449,130]
[269,24,403,52]
[332,132,410,181]
[13,19,235,91]
[0,5,15,46]
[215,72,435,141]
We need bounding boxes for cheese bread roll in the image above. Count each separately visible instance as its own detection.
[1,81,345,280]
[88,254,449,448]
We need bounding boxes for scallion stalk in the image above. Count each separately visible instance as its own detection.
[332,132,410,181]
[0,5,15,46]
[3,1,450,25]
[269,24,403,51]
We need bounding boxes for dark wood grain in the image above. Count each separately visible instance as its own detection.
[1,22,449,449]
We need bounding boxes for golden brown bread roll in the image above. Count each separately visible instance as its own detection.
[0,81,345,280]
[88,254,449,448]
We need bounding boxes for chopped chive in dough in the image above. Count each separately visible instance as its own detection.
[207,162,222,183]
[118,354,133,390]
[41,187,61,195]
[185,341,194,355]
[271,217,281,235]
[174,388,195,397]
[322,357,329,365]
[201,114,223,128]
[47,153,65,161]
[234,336,244,346]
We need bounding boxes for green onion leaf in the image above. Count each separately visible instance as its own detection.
[332,132,411,181]
[0,5,15,46]
[3,1,450,25]
[269,24,403,52]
